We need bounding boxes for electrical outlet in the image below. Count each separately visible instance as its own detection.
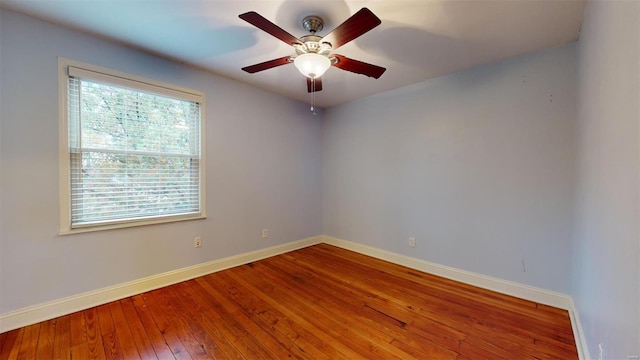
[628,356,639,360]
[409,237,416,247]
[262,229,269,238]
[194,236,202,248]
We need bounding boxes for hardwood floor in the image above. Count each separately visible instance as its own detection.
[0,244,578,359]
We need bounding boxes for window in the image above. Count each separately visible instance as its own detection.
[59,59,205,233]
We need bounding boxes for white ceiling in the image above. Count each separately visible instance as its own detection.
[0,0,585,108]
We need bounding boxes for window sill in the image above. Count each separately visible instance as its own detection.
[58,214,207,235]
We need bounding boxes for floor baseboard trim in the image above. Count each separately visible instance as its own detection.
[0,234,588,360]
[323,235,573,309]
[0,236,322,333]
[322,235,587,359]
[568,300,590,360]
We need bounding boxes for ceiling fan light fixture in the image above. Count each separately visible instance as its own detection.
[294,53,331,78]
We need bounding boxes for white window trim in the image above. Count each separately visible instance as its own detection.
[58,57,206,235]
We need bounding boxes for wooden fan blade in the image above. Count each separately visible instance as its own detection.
[320,8,381,50]
[242,56,293,73]
[332,55,386,79]
[239,11,302,46]
[307,77,323,93]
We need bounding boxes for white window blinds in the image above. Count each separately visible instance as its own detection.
[66,66,203,228]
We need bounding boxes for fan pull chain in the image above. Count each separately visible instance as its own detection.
[310,77,317,115]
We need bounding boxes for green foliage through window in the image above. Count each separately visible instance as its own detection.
[67,73,202,227]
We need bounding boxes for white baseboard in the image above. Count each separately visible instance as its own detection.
[0,234,588,360]
[0,236,322,333]
[567,299,590,360]
[322,235,573,308]
[322,235,587,359]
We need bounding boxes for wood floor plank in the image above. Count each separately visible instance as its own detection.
[195,277,285,359]
[255,256,460,358]
[458,338,511,360]
[313,245,577,358]
[83,307,106,360]
[108,301,141,359]
[96,304,115,336]
[218,270,335,360]
[51,315,71,360]
[101,330,123,360]
[222,266,376,359]
[0,244,578,359]
[147,288,211,359]
[201,273,309,359]
[15,323,39,360]
[70,342,91,360]
[277,250,470,334]
[69,310,86,347]
[120,298,156,359]
[234,261,451,360]
[0,329,23,360]
[130,294,177,360]
[34,318,56,359]
[0,331,8,353]
[137,291,193,360]
[225,267,359,360]
[170,281,247,360]
[314,244,569,327]
[162,283,239,359]
[265,253,467,351]
[292,245,576,347]
[187,278,268,359]
[235,262,458,360]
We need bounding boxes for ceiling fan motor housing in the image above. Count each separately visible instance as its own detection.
[294,16,332,56]
[295,35,331,56]
[302,15,324,33]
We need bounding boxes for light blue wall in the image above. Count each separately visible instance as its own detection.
[323,45,577,293]
[573,1,640,359]
[2,5,639,358]
[0,9,323,314]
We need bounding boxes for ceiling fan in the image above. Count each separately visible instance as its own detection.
[239,8,386,94]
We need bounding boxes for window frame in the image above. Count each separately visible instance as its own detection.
[58,58,206,234]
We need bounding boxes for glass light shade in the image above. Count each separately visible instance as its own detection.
[293,53,331,78]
